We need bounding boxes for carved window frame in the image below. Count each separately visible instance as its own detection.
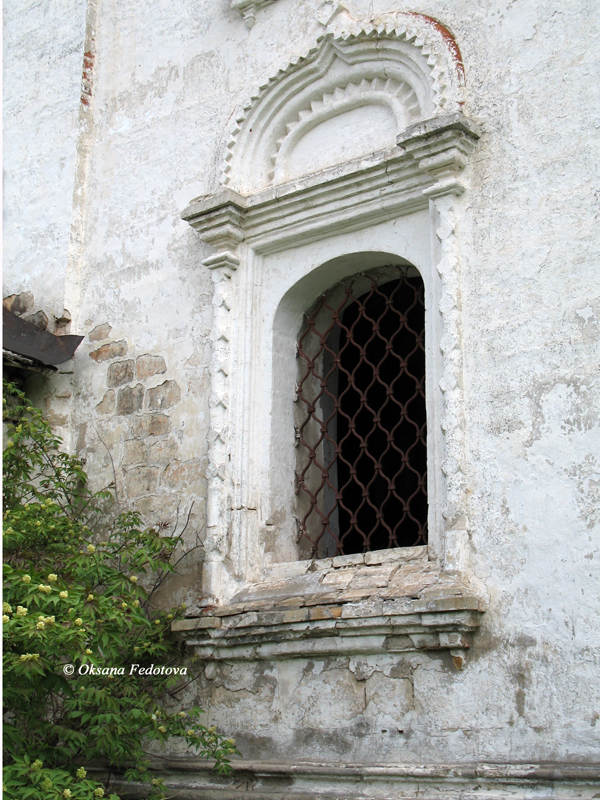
[178,12,487,666]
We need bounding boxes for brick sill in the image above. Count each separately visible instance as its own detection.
[173,553,486,669]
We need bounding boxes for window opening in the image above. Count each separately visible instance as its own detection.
[295,267,427,558]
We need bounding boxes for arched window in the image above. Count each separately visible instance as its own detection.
[295,266,427,558]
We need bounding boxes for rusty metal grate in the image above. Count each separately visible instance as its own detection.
[295,267,427,558]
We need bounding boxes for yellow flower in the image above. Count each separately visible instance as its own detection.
[158,725,167,733]
[94,789,105,798]
[76,767,87,780]
[16,606,27,617]
[178,711,186,718]
[38,584,52,594]
[87,594,94,602]
[59,591,68,599]
[132,600,140,608]
[2,615,9,623]
[63,790,72,799]
[41,778,53,790]
[75,618,83,626]
[19,653,39,661]
[186,729,195,736]
[85,649,93,655]
[129,575,138,584]
[36,621,45,630]
[121,602,128,610]
[31,759,43,771]
[48,574,58,582]
[86,544,96,554]
[3,603,12,614]
[46,616,55,624]
[22,575,31,584]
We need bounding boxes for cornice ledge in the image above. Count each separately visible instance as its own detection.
[182,148,432,255]
[182,189,246,269]
[124,758,600,783]
[108,759,600,800]
[181,114,480,254]
[397,112,481,197]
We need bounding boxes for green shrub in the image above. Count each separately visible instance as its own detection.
[3,382,236,799]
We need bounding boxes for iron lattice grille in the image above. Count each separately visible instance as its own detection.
[295,267,427,558]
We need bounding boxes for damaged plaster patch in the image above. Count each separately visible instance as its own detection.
[88,322,112,341]
[89,340,128,362]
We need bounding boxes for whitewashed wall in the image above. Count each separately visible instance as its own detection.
[3,0,600,794]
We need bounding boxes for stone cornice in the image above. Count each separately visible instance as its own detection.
[398,112,481,197]
[182,114,480,252]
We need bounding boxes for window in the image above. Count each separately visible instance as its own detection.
[295,266,427,559]
[179,17,484,667]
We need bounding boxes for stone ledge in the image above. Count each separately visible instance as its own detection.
[109,759,600,800]
[173,560,486,667]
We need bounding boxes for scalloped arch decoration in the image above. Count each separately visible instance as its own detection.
[222,13,464,193]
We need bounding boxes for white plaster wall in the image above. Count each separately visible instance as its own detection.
[4,0,599,772]
[3,0,88,318]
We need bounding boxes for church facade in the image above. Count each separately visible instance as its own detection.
[4,0,600,796]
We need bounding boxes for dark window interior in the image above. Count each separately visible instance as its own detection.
[296,269,428,558]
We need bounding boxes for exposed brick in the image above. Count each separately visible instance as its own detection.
[122,439,148,467]
[88,323,112,342]
[107,360,135,388]
[89,340,128,362]
[136,354,167,380]
[321,570,354,589]
[95,390,115,415]
[116,384,144,415]
[134,495,181,526]
[149,438,178,464]
[3,292,34,316]
[349,565,398,590]
[146,380,181,411]
[131,414,171,437]
[125,466,160,497]
[161,459,203,488]
[23,310,49,330]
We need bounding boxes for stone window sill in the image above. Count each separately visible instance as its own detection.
[173,548,486,670]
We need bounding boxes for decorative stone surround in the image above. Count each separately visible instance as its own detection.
[182,113,481,611]
[174,547,485,668]
[221,11,466,192]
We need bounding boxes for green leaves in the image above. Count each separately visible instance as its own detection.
[3,382,238,799]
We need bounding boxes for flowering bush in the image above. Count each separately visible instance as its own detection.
[3,382,237,799]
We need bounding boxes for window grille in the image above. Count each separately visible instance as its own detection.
[295,267,427,558]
